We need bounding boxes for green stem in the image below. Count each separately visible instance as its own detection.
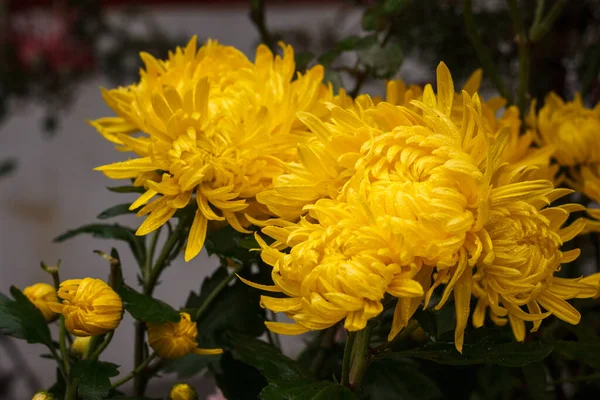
[84,335,101,360]
[48,346,67,380]
[528,0,568,42]
[463,0,511,101]
[144,227,162,282]
[88,331,114,360]
[133,322,146,395]
[194,263,244,321]
[341,331,356,387]
[309,325,338,375]
[508,0,530,119]
[250,0,276,51]
[582,44,600,97]
[65,377,80,400]
[59,316,71,375]
[348,325,373,390]
[145,214,191,296]
[112,352,158,389]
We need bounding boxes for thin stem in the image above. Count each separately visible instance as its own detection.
[194,263,244,321]
[144,227,162,282]
[309,325,338,375]
[250,0,276,51]
[532,0,545,29]
[508,0,530,119]
[348,325,373,390]
[529,0,568,42]
[65,377,80,400]
[48,345,67,380]
[145,214,191,296]
[133,322,146,395]
[582,44,600,97]
[84,335,101,360]
[112,352,158,389]
[88,331,114,360]
[463,0,511,101]
[341,331,356,387]
[59,316,71,375]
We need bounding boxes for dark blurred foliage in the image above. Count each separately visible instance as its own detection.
[0,0,183,136]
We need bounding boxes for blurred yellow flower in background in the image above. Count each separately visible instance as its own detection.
[147,312,222,359]
[23,283,58,322]
[91,37,333,261]
[168,383,198,400]
[49,278,122,337]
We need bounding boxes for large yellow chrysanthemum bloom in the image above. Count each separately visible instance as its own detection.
[147,312,222,359]
[243,193,424,335]
[48,278,123,337]
[91,37,332,261]
[251,62,599,352]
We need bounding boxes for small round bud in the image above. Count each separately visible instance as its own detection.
[48,278,123,336]
[32,390,56,400]
[147,312,222,359]
[23,283,58,322]
[168,383,198,400]
[71,336,92,356]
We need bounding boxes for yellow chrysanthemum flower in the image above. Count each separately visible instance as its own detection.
[91,37,333,261]
[147,312,222,359]
[169,383,198,400]
[32,391,56,400]
[531,93,600,166]
[48,278,123,337]
[244,193,424,335]
[251,62,599,352]
[23,283,58,322]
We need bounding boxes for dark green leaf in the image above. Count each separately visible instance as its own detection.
[230,334,357,400]
[97,203,140,219]
[413,306,455,340]
[54,223,146,267]
[0,287,53,348]
[357,40,403,79]
[362,8,386,31]
[362,358,443,400]
[317,35,378,66]
[383,0,408,14]
[260,380,357,400]
[378,341,553,367]
[188,266,265,347]
[71,360,119,400]
[162,353,213,378]
[117,285,180,324]
[0,159,16,178]
[295,51,314,71]
[552,340,600,369]
[204,226,259,263]
[214,351,267,400]
[48,367,67,399]
[106,185,146,194]
[522,362,551,400]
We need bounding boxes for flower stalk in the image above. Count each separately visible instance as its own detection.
[508,0,530,119]
[348,325,373,390]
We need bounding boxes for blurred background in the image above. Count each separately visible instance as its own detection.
[0,0,599,399]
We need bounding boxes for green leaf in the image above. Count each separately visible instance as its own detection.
[204,226,260,263]
[0,287,53,348]
[357,40,403,79]
[383,0,408,14]
[48,367,67,399]
[295,51,314,72]
[162,353,214,378]
[413,305,455,340]
[378,341,553,367]
[362,358,443,400]
[522,362,552,400]
[317,35,378,66]
[71,360,119,400]
[117,285,180,324]
[0,159,16,178]
[260,381,357,400]
[97,203,140,220]
[106,185,146,194]
[230,334,357,400]
[188,266,265,347]
[214,351,268,400]
[54,223,146,267]
[552,340,600,369]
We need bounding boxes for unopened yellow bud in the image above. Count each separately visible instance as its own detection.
[32,390,56,400]
[71,336,92,356]
[147,312,222,359]
[48,278,123,337]
[23,283,58,322]
[169,383,198,400]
